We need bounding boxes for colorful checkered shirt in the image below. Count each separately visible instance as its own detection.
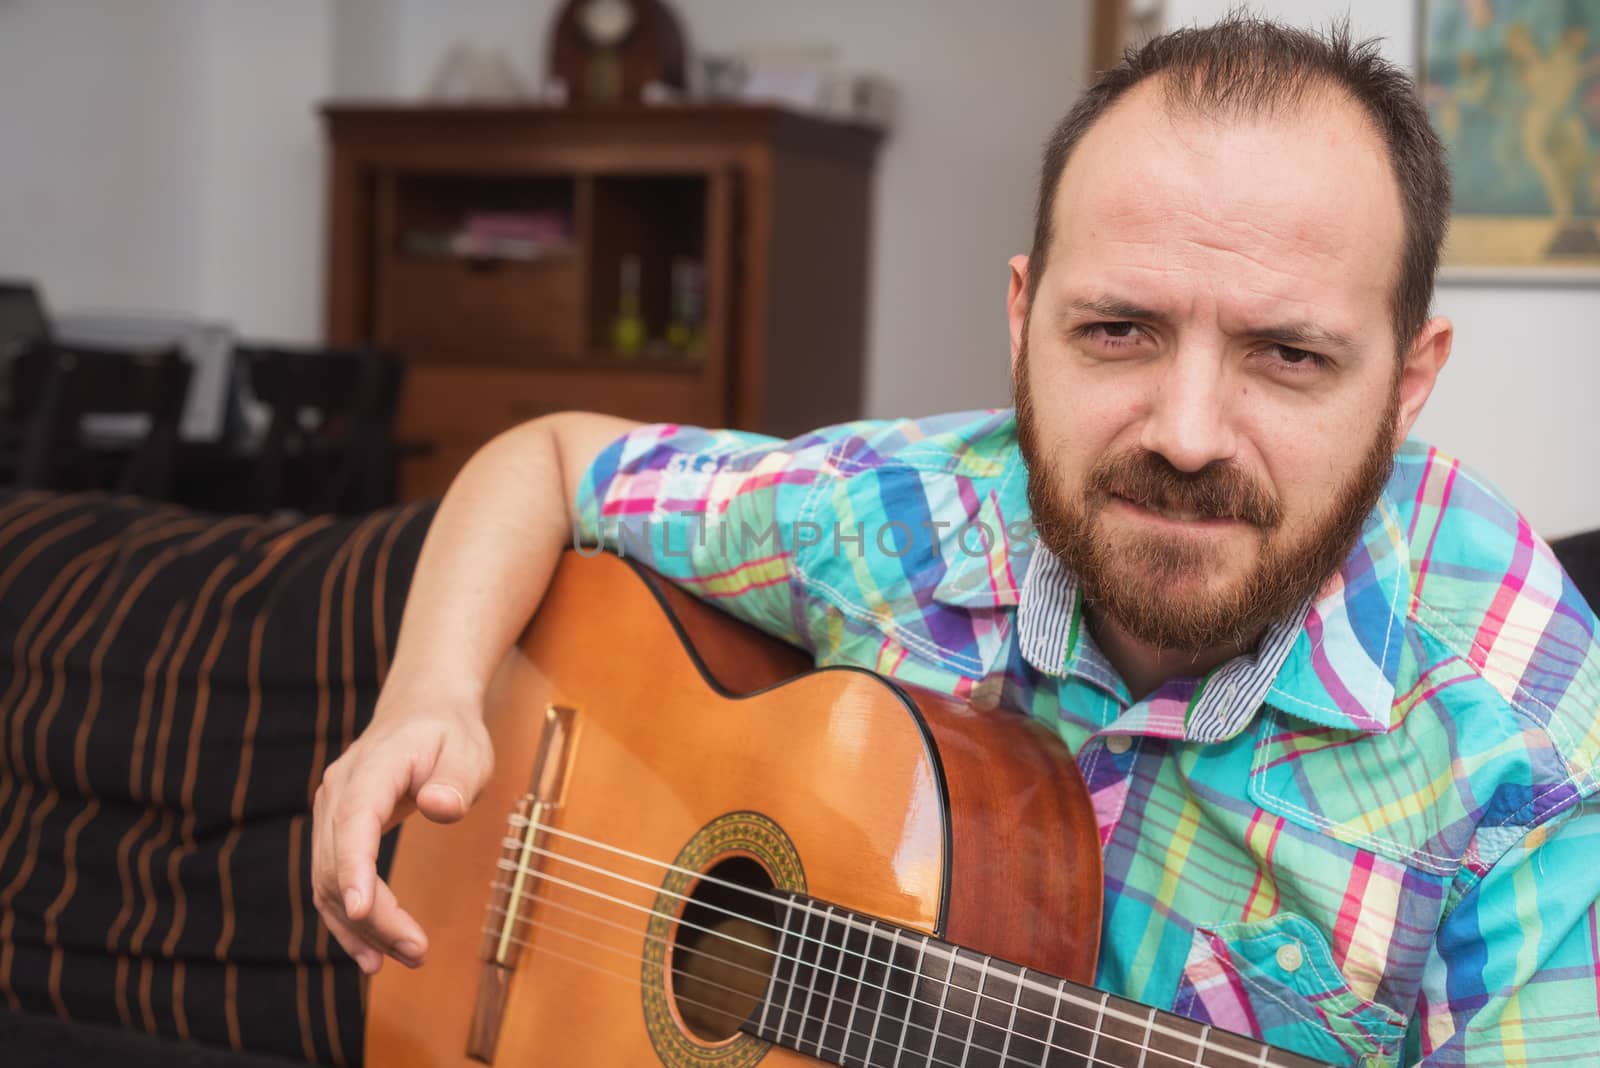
[573,408,1600,1067]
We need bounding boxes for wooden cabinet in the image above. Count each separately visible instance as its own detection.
[320,104,883,500]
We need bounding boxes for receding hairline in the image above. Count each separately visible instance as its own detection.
[1039,72,1409,315]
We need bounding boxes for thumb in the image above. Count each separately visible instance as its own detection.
[414,733,489,824]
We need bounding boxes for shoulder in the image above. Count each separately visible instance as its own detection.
[1386,439,1600,788]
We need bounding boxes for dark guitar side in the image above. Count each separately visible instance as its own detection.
[365,550,1102,1065]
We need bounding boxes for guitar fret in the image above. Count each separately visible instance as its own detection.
[1086,988,1107,1068]
[892,936,930,1068]
[797,901,834,1053]
[864,925,903,1068]
[839,915,879,1067]
[958,956,991,1067]
[974,957,1024,1068]
[1040,977,1086,1068]
[925,946,956,1068]
[821,909,870,1065]
[999,966,1023,1066]
[812,903,843,1060]
[761,895,804,1043]
[783,899,824,1046]
[1040,976,1062,1064]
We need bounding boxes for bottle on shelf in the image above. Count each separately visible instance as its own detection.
[610,253,645,357]
[665,256,705,362]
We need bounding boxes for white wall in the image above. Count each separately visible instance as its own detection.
[0,0,333,341]
[193,3,332,340]
[0,1,210,314]
[1158,0,1600,536]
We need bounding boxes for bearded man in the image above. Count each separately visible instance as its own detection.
[312,16,1600,1066]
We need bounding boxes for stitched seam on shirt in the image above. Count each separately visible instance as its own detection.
[1410,599,1572,728]
[800,571,984,674]
[1373,497,1406,698]
[1075,661,1124,692]
[1230,968,1399,1057]
[1248,710,1459,871]
[794,440,993,676]
[1266,688,1341,716]
[1217,925,1407,1032]
[1258,497,1405,723]
[1409,598,1599,803]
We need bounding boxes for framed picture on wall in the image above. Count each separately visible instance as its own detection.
[1420,0,1600,281]
[1092,0,1166,74]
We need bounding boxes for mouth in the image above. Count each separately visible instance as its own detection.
[1110,495,1250,530]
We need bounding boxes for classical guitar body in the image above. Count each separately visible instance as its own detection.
[367,551,1324,1068]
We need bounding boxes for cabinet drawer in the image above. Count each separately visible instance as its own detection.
[397,363,721,444]
[378,256,583,362]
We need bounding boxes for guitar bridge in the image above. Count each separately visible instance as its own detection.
[467,704,577,1064]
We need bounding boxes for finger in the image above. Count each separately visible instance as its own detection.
[364,876,429,967]
[331,754,414,921]
[321,902,385,975]
[312,782,347,923]
[414,727,491,825]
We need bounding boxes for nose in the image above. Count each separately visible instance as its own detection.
[1138,347,1238,472]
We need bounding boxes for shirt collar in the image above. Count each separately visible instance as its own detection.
[1010,481,1411,738]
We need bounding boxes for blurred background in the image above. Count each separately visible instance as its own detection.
[0,0,1596,536]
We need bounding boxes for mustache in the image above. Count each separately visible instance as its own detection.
[1088,450,1282,528]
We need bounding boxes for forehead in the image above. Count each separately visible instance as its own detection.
[1047,81,1405,338]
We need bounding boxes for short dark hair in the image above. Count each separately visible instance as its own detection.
[1027,15,1451,358]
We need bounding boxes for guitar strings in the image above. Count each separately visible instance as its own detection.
[488,829,1295,1068]
[499,924,1160,1068]
[497,833,1263,1066]
[486,873,1214,1068]
[484,905,1209,1068]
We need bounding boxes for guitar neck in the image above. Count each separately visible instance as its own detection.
[743,893,1327,1068]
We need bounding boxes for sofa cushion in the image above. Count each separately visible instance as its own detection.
[1552,527,1600,615]
[0,489,434,1065]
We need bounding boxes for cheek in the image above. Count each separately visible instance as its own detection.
[1034,356,1150,457]
[1240,397,1372,513]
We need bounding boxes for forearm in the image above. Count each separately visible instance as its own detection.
[382,412,635,710]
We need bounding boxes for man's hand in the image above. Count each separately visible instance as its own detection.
[309,411,634,974]
[311,693,493,974]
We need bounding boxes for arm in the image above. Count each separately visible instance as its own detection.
[1409,797,1600,1065]
[311,411,638,974]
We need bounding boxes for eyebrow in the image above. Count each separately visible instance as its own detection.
[1061,296,1360,355]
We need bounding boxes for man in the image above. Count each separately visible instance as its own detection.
[311,17,1600,1066]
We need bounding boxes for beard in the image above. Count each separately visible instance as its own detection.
[1013,333,1399,654]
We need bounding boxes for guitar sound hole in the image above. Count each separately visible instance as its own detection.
[669,855,779,1042]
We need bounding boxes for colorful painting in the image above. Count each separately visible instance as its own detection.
[1421,0,1600,275]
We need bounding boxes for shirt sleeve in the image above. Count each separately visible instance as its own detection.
[571,421,835,651]
[1409,796,1600,1065]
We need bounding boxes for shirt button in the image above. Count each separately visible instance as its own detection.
[1276,942,1304,973]
[1104,734,1132,755]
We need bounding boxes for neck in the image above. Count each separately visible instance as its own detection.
[1089,609,1259,701]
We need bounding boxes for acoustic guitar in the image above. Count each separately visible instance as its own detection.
[366,550,1325,1067]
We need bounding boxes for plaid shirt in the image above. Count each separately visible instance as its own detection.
[573,408,1600,1067]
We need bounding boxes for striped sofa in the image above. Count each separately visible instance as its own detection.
[0,490,435,1066]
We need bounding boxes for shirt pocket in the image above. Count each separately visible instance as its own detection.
[1172,912,1407,1067]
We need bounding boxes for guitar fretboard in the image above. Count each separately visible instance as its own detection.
[742,894,1326,1068]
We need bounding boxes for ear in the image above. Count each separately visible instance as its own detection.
[1394,315,1452,447]
[1007,254,1031,375]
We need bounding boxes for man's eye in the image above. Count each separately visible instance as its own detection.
[1082,322,1145,345]
[1271,344,1328,369]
